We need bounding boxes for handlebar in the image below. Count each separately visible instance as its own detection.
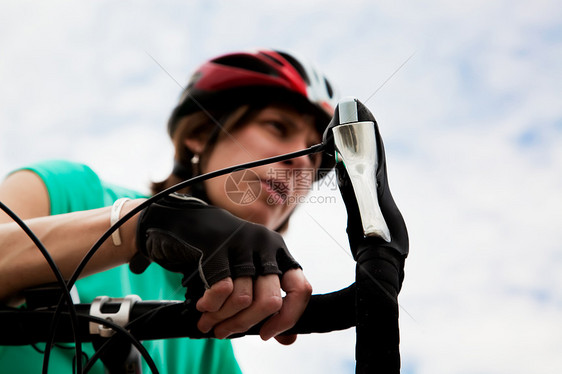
[0,284,356,345]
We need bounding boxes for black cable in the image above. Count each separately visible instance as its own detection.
[31,342,45,354]
[82,338,111,374]
[72,351,89,374]
[30,342,76,354]
[0,201,83,374]
[80,314,158,374]
[83,301,174,373]
[43,296,78,373]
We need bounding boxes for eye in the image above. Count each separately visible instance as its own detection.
[264,120,289,136]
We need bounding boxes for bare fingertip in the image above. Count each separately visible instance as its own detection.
[195,298,208,312]
[275,335,297,345]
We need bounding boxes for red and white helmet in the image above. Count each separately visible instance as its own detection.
[167,49,339,137]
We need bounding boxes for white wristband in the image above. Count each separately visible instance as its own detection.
[110,198,130,246]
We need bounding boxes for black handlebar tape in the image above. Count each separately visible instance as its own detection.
[285,283,356,335]
[135,284,357,338]
[0,285,356,344]
[355,243,405,374]
[128,285,356,340]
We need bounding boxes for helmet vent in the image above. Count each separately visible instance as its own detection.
[324,78,334,98]
[259,52,284,67]
[276,51,310,85]
[213,55,279,77]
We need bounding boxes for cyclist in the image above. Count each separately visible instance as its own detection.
[0,49,338,373]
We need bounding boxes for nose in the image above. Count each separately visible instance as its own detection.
[282,150,315,169]
[278,134,319,172]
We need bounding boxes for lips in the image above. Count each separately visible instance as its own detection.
[262,178,290,204]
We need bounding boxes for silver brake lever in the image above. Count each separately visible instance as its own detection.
[332,97,391,242]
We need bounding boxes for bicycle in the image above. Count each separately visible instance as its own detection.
[0,97,408,374]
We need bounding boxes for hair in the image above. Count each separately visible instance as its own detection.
[151,105,258,195]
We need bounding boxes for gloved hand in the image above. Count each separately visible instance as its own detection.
[130,193,301,298]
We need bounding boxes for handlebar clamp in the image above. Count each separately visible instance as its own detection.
[89,295,142,337]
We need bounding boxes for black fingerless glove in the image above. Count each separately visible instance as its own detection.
[131,194,301,295]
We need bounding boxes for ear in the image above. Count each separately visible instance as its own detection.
[183,137,205,155]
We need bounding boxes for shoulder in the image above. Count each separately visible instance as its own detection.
[0,169,50,221]
[1,160,89,219]
[20,160,104,214]
[8,160,145,214]
[21,159,99,182]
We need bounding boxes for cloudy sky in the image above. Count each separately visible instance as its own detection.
[1,1,561,373]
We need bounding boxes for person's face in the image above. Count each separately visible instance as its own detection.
[186,105,322,230]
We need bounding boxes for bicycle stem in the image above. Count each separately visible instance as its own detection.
[331,97,391,242]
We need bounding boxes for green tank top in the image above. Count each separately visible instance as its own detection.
[0,160,242,374]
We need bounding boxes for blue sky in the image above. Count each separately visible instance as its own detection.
[1,1,561,373]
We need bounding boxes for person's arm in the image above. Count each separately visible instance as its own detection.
[0,170,141,305]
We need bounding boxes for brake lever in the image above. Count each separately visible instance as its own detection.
[323,97,391,242]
